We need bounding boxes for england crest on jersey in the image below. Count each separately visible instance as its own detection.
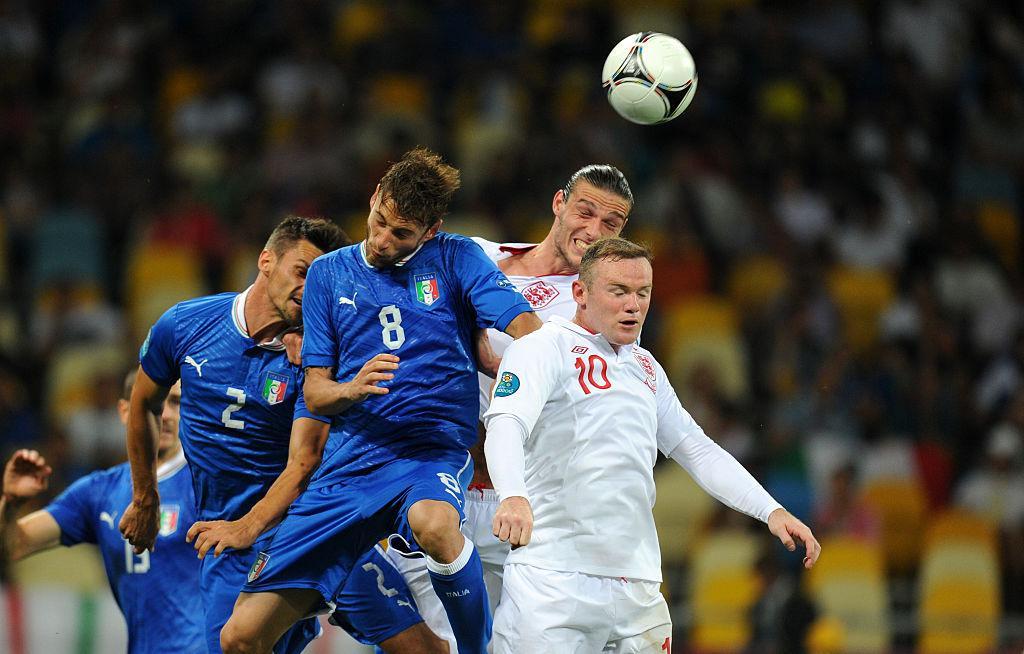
[159,504,180,536]
[522,280,559,309]
[414,273,440,306]
[262,372,288,405]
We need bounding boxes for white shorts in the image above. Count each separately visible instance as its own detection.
[381,488,509,652]
[493,563,672,654]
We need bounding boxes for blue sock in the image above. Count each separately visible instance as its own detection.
[426,537,492,654]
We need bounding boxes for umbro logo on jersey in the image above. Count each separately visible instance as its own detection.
[184,355,208,377]
[99,511,117,528]
[571,345,589,354]
[338,291,358,309]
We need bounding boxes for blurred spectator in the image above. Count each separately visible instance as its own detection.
[813,463,881,541]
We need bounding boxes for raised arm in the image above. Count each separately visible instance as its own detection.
[119,366,168,553]
[1,450,59,562]
[187,417,329,558]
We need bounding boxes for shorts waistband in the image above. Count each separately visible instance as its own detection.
[466,485,500,503]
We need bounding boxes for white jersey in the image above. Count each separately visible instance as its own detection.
[483,316,694,582]
[472,237,578,417]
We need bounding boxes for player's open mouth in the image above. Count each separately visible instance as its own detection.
[573,239,591,250]
[620,319,639,327]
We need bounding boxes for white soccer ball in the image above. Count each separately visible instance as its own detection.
[602,32,698,125]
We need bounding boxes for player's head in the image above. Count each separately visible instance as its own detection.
[365,147,461,268]
[548,164,633,271]
[157,381,183,458]
[573,237,652,346]
[259,215,350,326]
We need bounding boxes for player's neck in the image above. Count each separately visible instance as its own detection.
[156,441,183,466]
[502,238,575,277]
[573,312,623,352]
[243,283,288,343]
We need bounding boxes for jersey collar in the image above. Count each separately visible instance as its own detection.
[156,447,187,481]
[231,286,287,351]
[359,240,425,269]
[551,315,636,357]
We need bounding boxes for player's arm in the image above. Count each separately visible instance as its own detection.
[187,417,329,558]
[653,362,821,569]
[303,357,398,416]
[119,366,169,554]
[484,335,560,547]
[473,328,501,378]
[1,450,60,562]
[502,311,542,339]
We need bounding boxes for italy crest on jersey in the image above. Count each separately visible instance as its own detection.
[262,372,288,405]
[159,504,180,536]
[414,273,440,306]
[248,552,270,583]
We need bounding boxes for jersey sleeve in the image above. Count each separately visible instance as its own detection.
[300,257,338,369]
[653,357,698,455]
[45,474,99,546]
[292,371,330,424]
[454,237,532,332]
[482,332,561,437]
[139,304,181,387]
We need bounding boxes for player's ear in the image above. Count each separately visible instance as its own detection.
[257,248,275,276]
[424,219,442,241]
[370,184,381,209]
[117,398,130,426]
[572,279,587,306]
[552,189,566,216]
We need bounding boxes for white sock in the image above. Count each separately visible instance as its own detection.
[425,535,474,577]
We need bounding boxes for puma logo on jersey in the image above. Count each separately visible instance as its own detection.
[99,511,117,528]
[338,292,358,309]
[184,355,208,377]
[396,598,413,610]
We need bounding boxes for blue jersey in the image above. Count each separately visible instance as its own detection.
[46,452,204,654]
[140,289,328,521]
[301,233,531,478]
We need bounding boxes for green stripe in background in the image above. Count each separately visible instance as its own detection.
[75,592,97,654]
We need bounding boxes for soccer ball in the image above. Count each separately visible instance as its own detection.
[602,32,698,125]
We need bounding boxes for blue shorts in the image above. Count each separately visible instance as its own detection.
[329,545,424,644]
[244,450,472,608]
[201,548,320,653]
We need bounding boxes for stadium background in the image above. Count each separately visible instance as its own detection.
[1,0,1023,652]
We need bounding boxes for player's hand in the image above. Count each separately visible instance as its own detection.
[343,353,399,403]
[2,449,52,501]
[186,518,260,559]
[119,491,160,554]
[767,508,821,569]
[282,330,303,366]
[493,496,533,548]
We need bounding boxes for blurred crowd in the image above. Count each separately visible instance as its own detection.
[1,0,1023,649]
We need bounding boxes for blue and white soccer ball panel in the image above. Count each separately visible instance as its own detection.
[603,31,697,125]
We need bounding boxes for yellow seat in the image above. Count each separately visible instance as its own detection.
[812,577,890,652]
[727,255,789,313]
[827,267,895,352]
[977,201,1019,272]
[690,531,760,587]
[126,244,205,340]
[653,465,714,566]
[860,479,926,574]
[46,343,130,426]
[919,580,999,654]
[924,509,998,552]
[920,543,998,590]
[806,537,884,594]
[660,297,748,401]
[691,567,761,652]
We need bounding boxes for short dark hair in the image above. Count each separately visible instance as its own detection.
[378,147,461,229]
[122,368,137,401]
[264,215,350,255]
[578,237,653,287]
[562,164,633,207]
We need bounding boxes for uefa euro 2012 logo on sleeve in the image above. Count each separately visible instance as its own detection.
[494,372,520,398]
